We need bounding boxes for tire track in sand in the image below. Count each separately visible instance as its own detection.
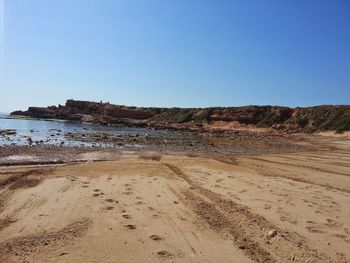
[163,163,333,263]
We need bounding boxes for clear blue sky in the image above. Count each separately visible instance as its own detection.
[0,0,349,112]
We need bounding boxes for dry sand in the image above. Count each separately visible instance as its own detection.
[0,136,350,262]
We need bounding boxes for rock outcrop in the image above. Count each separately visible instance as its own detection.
[11,100,350,133]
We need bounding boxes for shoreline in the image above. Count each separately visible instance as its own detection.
[0,132,309,167]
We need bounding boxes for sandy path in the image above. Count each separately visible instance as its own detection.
[0,137,350,262]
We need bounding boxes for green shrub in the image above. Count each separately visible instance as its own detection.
[296,116,309,128]
[334,115,350,133]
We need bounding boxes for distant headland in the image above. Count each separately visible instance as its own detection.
[11,100,350,134]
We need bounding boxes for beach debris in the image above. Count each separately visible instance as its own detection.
[267,229,277,239]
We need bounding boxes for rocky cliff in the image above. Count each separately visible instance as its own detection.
[11,100,350,133]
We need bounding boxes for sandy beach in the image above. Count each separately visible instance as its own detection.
[2,0,350,261]
[0,134,349,263]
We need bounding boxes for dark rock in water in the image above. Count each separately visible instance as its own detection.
[27,137,33,145]
[0,129,16,136]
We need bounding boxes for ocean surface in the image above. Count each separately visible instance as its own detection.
[0,113,174,147]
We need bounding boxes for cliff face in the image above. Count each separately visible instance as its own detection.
[11,100,159,125]
[11,100,350,133]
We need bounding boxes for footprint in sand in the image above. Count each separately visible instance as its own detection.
[332,234,350,243]
[105,198,114,203]
[264,204,272,210]
[230,194,241,200]
[325,219,343,229]
[157,250,172,258]
[151,214,161,219]
[105,206,114,210]
[305,221,325,233]
[93,189,104,196]
[280,216,297,224]
[122,214,131,219]
[306,225,325,233]
[124,224,136,230]
[150,235,162,241]
[344,228,350,235]
[278,209,297,224]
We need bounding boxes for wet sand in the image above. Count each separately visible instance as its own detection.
[0,135,349,262]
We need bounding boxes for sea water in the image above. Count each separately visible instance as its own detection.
[0,113,174,147]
